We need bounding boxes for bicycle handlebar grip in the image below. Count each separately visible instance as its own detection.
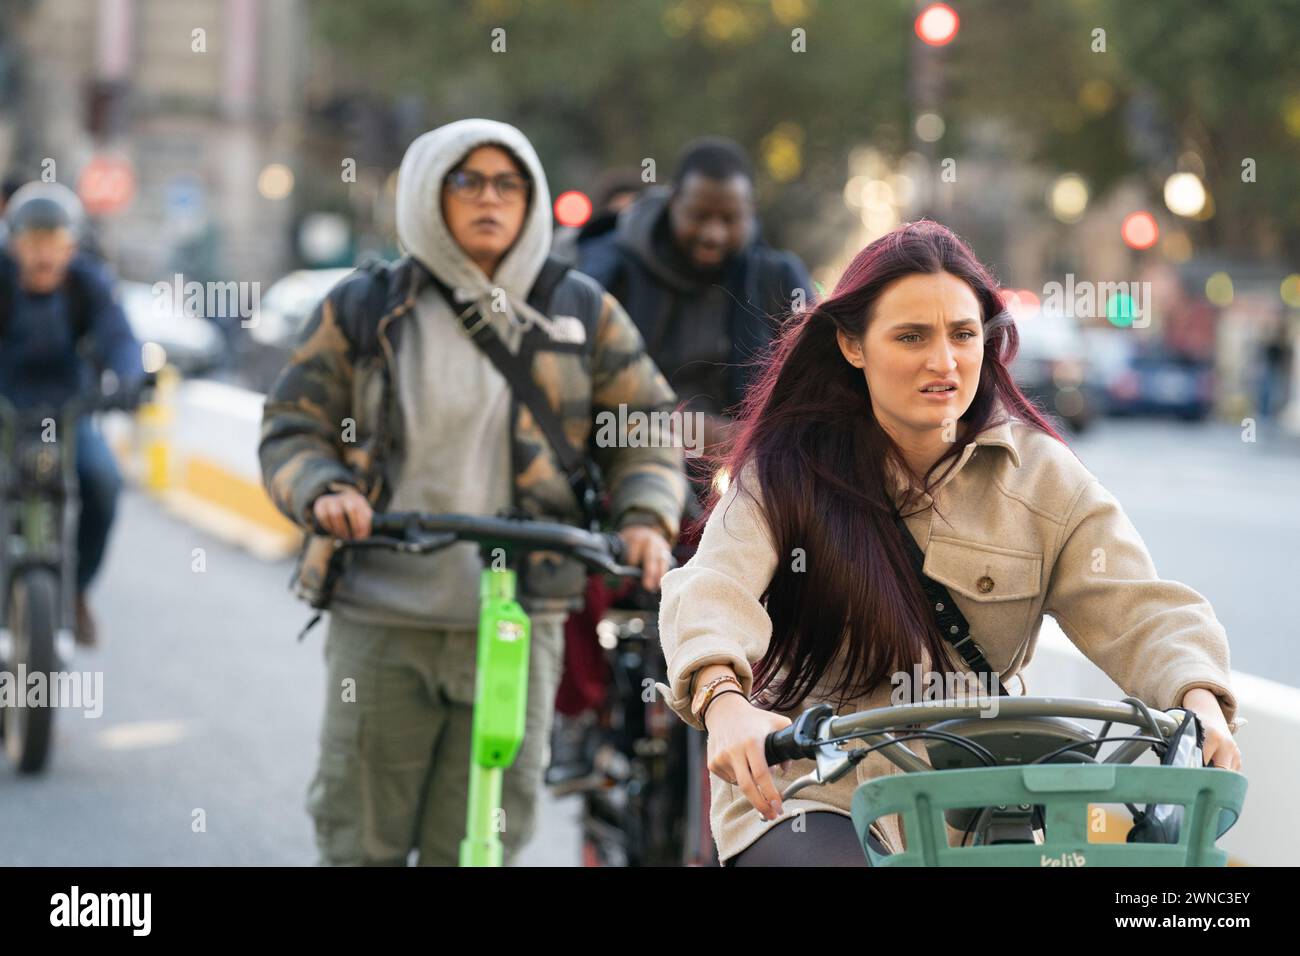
[764,725,804,766]
[763,703,835,766]
[369,513,408,537]
[601,531,626,564]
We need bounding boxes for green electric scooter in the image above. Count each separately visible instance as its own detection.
[349,510,643,866]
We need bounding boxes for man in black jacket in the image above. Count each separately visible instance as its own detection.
[578,136,813,461]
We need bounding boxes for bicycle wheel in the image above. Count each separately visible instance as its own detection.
[3,567,59,773]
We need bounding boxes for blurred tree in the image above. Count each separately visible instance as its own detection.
[310,0,913,250]
[311,0,1300,261]
[946,0,1300,259]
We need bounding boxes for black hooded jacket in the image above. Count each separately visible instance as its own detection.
[576,187,813,417]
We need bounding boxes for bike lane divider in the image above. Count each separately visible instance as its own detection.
[102,376,301,561]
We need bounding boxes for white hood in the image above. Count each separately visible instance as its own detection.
[394,118,552,320]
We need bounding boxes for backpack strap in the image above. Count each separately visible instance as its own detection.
[333,257,394,360]
[66,267,94,344]
[527,255,571,316]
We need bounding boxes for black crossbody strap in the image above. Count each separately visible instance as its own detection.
[892,510,1010,697]
[468,317,583,475]
[427,274,601,522]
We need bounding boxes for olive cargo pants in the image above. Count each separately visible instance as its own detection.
[307,610,566,865]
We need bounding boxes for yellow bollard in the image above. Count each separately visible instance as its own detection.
[137,363,180,493]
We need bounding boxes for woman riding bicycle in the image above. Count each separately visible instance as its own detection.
[656,221,1243,867]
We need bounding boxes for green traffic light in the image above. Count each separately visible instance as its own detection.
[1106,293,1137,327]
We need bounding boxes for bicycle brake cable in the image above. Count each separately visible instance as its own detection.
[1120,696,1167,755]
[1030,734,1165,765]
[826,729,1000,768]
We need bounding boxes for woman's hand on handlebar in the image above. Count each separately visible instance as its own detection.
[1181,687,1243,771]
[617,525,673,591]
[312,486,373,541]
[705,694,794,821]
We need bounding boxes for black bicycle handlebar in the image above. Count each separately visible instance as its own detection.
[337,510,649,579]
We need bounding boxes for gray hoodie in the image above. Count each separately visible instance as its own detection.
[331,118,561,630]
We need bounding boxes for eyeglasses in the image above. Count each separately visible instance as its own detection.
[443,169,530,202]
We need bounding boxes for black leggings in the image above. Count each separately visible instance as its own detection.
[725,811,888,867]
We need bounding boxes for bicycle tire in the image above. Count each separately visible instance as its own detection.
[3,567,59,773]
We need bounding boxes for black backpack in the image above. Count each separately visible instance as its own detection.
[340,254,584,361]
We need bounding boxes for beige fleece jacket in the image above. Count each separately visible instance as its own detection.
[655,415,1239,864]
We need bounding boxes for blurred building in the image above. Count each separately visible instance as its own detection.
[0,0,306,284]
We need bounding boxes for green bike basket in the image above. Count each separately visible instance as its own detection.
[850,764,1246,867]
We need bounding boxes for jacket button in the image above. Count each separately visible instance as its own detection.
[977,575,995,593]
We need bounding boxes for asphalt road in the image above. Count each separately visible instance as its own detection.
[1067,416,1299,685]
[0,489,581,865]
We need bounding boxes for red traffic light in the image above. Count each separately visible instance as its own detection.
[916,3,960,47]
[554,190,592,228]
[1121,211,1159,250]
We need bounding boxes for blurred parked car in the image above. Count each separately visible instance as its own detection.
[1084,331,1215,421]
[1010,308,1101,433]
[248,267,353,349]
[239,267,353,392]
[118,280,226,376]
